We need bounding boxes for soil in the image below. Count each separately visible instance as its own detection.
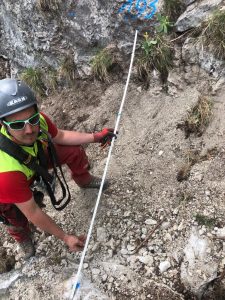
[1,62,225,299]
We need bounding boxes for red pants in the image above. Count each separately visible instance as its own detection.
[0,144,91,242]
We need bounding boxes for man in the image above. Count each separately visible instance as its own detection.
[0,78,115,259]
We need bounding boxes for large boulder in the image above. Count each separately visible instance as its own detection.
[175,0,224,32]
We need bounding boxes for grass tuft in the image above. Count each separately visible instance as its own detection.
[20,67,46,97]
[45,67,58,93]
[137,33,173,87]
[195,214,216,228]
[59,55,76,82]
[177,95,212,138]
[200,10,225,60]
[90,49,114,82]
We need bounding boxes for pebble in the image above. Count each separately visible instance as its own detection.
[137,86,142,93]
[121,249,128,255]
[161,222,170,230]
[97,227,107,243]
[108,276,114,283]
[83,263,89,269]
[142,228,147,234]
[205,190,211,196]
[178,222,184,231]
[164,233,173,241]
[145,219,157,225]
[216,227,225,238]
[15,262,22,270]
[107,249,113,258]
[138,255,154,266]
[92,268,101,275]
[159,261,171,273]
[102,274,108,282]
[127,244,136,251]
[92,242,101,252]
[199,229,205,235]
[124,211,131,217]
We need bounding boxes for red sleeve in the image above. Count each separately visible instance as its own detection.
[40,112,58,138]
[0,171,33,203]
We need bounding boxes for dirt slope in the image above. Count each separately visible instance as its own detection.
[1,68,225,299]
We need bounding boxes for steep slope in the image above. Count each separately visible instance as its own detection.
[1,67,225,299]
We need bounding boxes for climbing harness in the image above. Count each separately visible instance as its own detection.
[70,30,138,300]
[0,130,71,211]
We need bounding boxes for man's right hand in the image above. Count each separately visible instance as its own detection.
[93,128,117,148]
[63,234,86,252]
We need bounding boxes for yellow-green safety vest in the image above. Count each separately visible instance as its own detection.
[0,114,49,180]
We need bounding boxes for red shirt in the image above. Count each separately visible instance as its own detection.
[0,112,58,204]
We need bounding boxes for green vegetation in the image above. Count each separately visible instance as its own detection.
[177,95,213,138]
[137,32,173,86]
[200,10,225,60]
[156,14,173,34]
[59,55,76,82]
[163,0,185,22]
[90,49,114,82]
[186,95,212,136]
[195,214,216,228]
[20,67,46,97]
[45,67,58,92]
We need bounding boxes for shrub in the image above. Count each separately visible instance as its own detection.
[137,32,173,86]
[20,67,46,97]
[90,49,114,82]
[200,10,225,60]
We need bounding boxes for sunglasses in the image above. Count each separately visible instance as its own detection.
[3,112,40,130]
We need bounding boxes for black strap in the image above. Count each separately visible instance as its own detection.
[0,132,71,211]
[37,134,71,210]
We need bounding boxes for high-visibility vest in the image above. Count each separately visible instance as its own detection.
[0,114,49,180]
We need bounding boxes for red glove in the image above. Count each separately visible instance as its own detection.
[93,128,117,148]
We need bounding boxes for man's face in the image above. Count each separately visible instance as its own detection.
[4,106,40,145]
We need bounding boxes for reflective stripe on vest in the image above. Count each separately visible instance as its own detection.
[0,114,49,180]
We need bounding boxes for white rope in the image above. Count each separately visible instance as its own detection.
[70,29,138,300]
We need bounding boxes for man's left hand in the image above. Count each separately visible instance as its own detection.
[64,234,86,252]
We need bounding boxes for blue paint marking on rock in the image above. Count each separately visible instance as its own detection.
[68,11,76,17]
[118,0,159,21]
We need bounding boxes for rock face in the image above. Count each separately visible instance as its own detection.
[0,0,159,74]
[175,0,224,32]
[0,0,224,79]
[0,0,115,72]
